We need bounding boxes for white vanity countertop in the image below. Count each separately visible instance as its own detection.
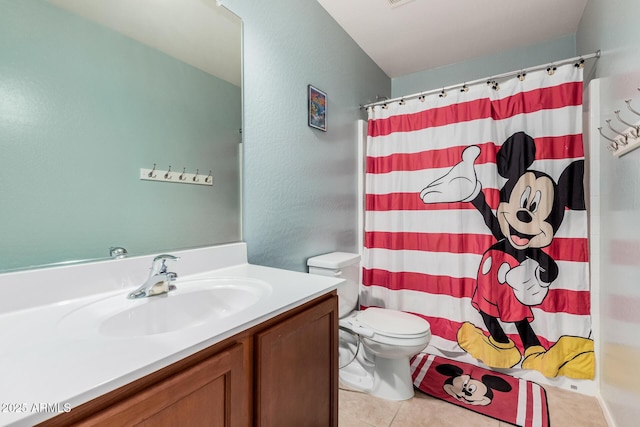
[0,243,341,426]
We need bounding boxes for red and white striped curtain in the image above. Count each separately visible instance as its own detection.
[363,64,594,380]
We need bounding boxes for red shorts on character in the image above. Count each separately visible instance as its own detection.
[471,249,534,323]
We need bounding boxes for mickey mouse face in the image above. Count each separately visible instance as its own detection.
[497,171,555,250]
[444,374,492,406]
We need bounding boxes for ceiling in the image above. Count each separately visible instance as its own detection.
[317,0,589,79]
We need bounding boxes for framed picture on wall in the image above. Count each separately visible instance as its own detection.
[308,84,327,132]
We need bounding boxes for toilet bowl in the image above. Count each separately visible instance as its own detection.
[308,252,431,401]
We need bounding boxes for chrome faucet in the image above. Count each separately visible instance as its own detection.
[128,254,180,299]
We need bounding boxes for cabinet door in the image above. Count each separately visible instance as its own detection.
[76,342,245,427]
[255,295,338,427]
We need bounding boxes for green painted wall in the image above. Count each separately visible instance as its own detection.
[392,35,577,98]
[225,0,390,272]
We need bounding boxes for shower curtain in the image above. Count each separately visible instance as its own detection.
[363,64,594,380]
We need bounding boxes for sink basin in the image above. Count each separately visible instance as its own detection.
[57,277,272,338]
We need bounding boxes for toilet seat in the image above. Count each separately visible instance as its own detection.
[340,308,431,346]
[356,308,430,339]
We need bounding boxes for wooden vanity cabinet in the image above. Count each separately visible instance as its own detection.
[73,342,246,427]
[255,294,338,426]
[38,291,337,427]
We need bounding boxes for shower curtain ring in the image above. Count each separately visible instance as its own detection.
[606,119,629,145]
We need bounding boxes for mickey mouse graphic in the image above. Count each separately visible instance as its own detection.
[435,363,512,406]
[420,132,594,378]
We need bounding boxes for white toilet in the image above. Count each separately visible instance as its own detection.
[307,252,431,401]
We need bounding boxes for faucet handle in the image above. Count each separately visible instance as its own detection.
[150,254,180,275]
[153,254,180,262]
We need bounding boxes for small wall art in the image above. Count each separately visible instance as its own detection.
[308,84,327,132]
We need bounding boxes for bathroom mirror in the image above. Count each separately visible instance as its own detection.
[0,0,242,271]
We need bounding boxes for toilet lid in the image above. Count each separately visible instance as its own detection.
[356,308,430,336]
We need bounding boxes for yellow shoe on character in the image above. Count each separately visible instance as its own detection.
[522,336,595,379]
[557,352,595,379]
[456,322,522,368]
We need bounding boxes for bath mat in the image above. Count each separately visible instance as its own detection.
[411,354,549,427]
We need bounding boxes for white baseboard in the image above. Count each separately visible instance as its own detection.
[596,393,617,427]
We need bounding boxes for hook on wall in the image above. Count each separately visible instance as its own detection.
[600,90,640,157]
[140,165,213,186]
[605,119,629,145]
[598,127,618,151]
[614,110,639,137]
[625,98,640,117]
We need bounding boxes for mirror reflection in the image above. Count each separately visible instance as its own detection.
[0,0,242,272]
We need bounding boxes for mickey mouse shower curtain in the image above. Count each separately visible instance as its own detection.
[362,64,594,380]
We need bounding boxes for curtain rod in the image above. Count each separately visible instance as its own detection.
[361,50,601,109]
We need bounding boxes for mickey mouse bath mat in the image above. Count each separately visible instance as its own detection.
[411,354,549,427]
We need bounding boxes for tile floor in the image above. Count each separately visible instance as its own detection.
[339,385,609,427]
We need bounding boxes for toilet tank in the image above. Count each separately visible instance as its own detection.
[307,252,360,318]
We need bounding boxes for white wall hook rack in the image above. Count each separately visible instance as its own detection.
[140,165,213,186]
[602,118,640,158]
[599,95,640,158]
[611,133,640,158]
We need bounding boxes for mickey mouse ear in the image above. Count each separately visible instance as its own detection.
[558,160,585,211]
[496,132,536,179]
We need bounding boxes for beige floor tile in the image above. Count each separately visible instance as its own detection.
[339,411,376,427]
[339,388,403,427]
[390,390,499,427]
[340,385,609,427]
[545,385,608,427]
